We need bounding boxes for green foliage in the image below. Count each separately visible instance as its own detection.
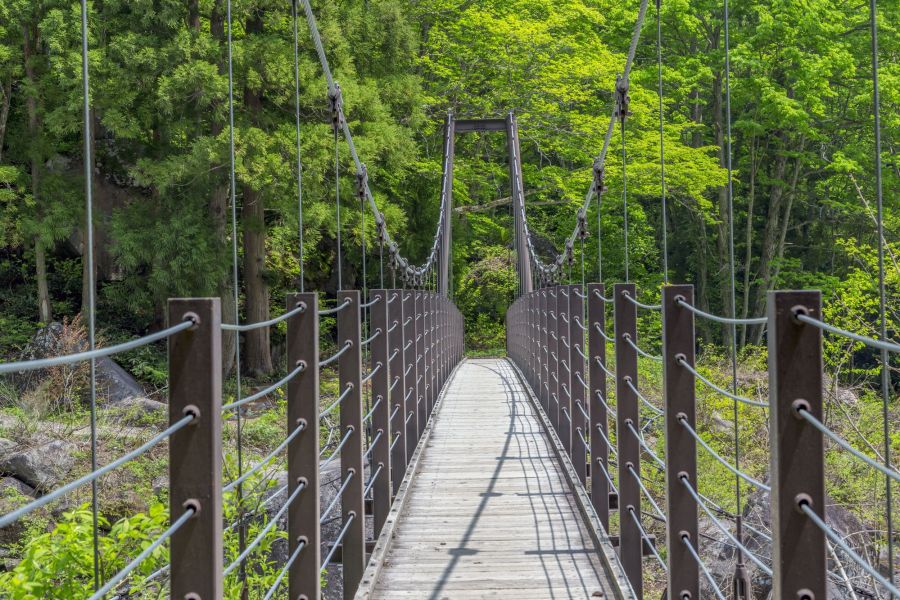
[0,504,170,599]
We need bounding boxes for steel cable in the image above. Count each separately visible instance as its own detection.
[678,416,770,491]
[222,362,307,412]
[676,356,766,408]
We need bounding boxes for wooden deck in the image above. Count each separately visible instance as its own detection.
[358,358,629,599]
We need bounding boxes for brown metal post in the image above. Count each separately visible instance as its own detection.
[769,290,825,599]
[539,290,548,413]
[559,287,572,455]
[423,292,432,417]
[369,290,392,538]
[570,284,587,485]
[662,285,699,599]
[337,290,365,599]
[548,288,560,434]
[287,292,320,600]
[414,291,426,441]
[402,291,417,463]
[614,282,641,596]
[168,298,223,600]
[588,283,610,530]
[387,290,406,494]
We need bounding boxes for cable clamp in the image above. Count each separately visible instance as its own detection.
[614,74,631,123]
[356,164,368,203]
[328,83,344,135]
[593,159,608,194]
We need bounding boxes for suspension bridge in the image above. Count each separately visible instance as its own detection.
[0,0,894,597]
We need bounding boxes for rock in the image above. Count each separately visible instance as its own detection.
[0,477,35,498]
[702,489,874,599]
[15,322,149,407]
[95,357,147,405]
[114,397,167,423]
[0,438,14,457]
[0,439,76,491]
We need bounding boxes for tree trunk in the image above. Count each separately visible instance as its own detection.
[0,80,11,162]
[739,135,759,346]
[240,10,272,377]
[24,24,51,323]
[712,70,735,349]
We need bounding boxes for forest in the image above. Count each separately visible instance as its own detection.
[0,0,897,596]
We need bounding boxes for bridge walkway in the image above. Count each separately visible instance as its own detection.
[359,358,630,599]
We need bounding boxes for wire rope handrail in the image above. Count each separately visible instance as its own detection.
[797,406,900,483]
[320,340,353,368]
[261,539,307,600]
[320,427,354,470]
[319,298,352,316]
[320,471,355,525]
[676,356,766,408]
[364,396,383,423]
[593,288,614,303]
[0,318,194,375]
[321,383,354,417]
[595,357,616,378]
[0,413,195,528]
[679,475,772,575]
[624,377,663,415]
[794,310,900,354]
[594,423,618,458]
[222,302,307,332]
[620,290,662,311]
[360,296,382,308]
[594,456,619,494]
[364,464,384,497]
[222,361,307,412]
[622,334,662,361]
[594,322,614,343]
[87,505,196,600]
[674,296,766,326]
[625,421,664,468]
[321,513,356,570]
[224,481,307,576]
[626,507,667,572]
[362,362,382,385]
[363,431,383,463]
[626,464,667,522]
[677,416,770,491]
[681,534,726,600]
[224,421,307,494]
[800,501,900,597]
[361,328,382,346]
[595,390,617,419]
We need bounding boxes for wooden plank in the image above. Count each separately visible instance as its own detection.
[358,358,628,598]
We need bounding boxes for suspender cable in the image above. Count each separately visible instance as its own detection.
[292,0,305,292]
[722,0,747,579]
[335,129,343,290]
[869,0,894,586]
[79,0,100,588]
[656,0,668,283]
[225,0,247,588]
[621,114,629,282]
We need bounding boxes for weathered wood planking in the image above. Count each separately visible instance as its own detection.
[364,359,619,599]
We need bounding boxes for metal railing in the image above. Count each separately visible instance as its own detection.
[0,289,464,599]
[507,281,899,599]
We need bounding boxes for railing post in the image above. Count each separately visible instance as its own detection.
[402,291,417,463]
[570,284,587,485]
[387,290,406,493]
[168,298,223,600]
[540,289,549,414]
[423,292,432,417]
[559,287,572,456]
[414,291,426,442]
[662,285,699,599]
[337,290,365,599]
[769,290,826,599]
[548,288,560,434]
[369,290,392,538]
[588,283,610,530]
[530,293,538,388]
[614,282,642,596]
[286,292,320,600]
